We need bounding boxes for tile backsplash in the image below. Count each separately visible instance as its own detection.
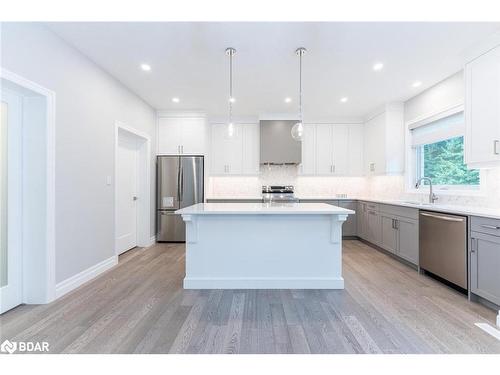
[207,165,500,208]
[208,165,368,199]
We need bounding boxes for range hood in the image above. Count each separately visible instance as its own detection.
[260,120,302,165]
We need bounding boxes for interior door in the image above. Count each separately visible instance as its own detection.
[116,131,139,254]
[0,93,23,314]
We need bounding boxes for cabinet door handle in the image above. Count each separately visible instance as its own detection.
[181,145,184,154]
[494,140,499,155]
[332,164,336,173]
[481,224,500,230]
[471,238,477,253]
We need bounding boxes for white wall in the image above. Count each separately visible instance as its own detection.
[404,71,464,123]
[1,23,157,283]
[370,71,500,208]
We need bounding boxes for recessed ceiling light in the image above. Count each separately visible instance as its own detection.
[285,97,292,103]
[340,97,349,103]
[373,62,384,71]
[171,97,180,103]
[140,63,151,72]
[412,80,422,88]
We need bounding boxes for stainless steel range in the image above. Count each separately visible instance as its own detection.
[262,185,299,203]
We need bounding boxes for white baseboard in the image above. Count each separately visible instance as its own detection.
[148,235,156,247]
[183,277,345,289]
[55,255,118,299]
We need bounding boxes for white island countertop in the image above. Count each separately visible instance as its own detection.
[176,202,355,215]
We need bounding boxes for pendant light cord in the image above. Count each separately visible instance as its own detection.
[299,50,302,123]
[229,50,233,124]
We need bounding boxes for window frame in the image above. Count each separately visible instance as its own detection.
[405,105,485,197]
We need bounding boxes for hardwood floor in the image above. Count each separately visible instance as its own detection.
[1,240,499,354]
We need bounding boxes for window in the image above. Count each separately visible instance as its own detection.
[410,111,480,190]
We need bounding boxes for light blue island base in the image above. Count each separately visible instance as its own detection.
[176,203,353,289]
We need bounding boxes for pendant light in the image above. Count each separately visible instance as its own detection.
[291,47,306,141]
[225,47,236,138]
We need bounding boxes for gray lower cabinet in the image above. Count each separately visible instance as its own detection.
[338,200,357,236]
[365,208,382,246]
[357,201,366,239]
[379,205,419,265]
[397,217,419,265]
[381,214,398,254]
[470,216,500,305]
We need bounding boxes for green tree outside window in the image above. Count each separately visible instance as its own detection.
[420,136,480,186]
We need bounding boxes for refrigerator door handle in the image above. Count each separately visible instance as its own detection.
[177,157,181,202]
[180,160,184,203]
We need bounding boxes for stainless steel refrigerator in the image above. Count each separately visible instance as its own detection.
[156,156,204,242]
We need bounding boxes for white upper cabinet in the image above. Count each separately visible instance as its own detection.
[241,123,260,175]
[300,123,363,176]
[332,125,349,175]
[363,103,405,175]
[157,116,207,155]
[348,124,364,176]
[315,124,334,174]
[210,123,259,175]
[299,124,316,175]
[465,45,500,167]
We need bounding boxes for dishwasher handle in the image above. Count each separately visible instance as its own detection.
[420,212,465,222]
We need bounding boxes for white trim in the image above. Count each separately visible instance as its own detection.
[0,68,56,303]
[157,110,207,118]
[406,103,464,130]
[114,121,152,254]
[475,323,500,341]
[55,255,118,299]
[183,277,344,289]
[149,235,156,247]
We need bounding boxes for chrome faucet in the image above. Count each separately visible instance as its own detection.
[415,177,438,204]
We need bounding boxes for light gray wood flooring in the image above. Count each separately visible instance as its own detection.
[1,240,499,354]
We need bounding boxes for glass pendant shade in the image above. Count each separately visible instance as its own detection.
[291,121,303,141]
[227,122,235,138]
[291,47,306,142]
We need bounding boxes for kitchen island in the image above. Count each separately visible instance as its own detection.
[176,202,354,289]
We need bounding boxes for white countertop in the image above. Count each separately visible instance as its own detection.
[356,199,500,220]
[205,197,500,220]
[176,202,355,215]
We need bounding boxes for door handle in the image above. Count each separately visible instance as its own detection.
[420,212,465,222]
[132,196,138,201]
[494,140,499,155]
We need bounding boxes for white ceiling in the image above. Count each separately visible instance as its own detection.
[47,22,500,120]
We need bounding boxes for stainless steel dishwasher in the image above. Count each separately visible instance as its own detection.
[419,211,467,289]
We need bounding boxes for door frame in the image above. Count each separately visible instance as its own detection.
[114,121,151,255]
[0,68,57,304]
